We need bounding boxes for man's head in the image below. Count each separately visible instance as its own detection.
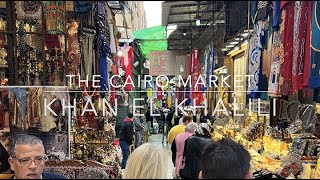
[199,138,252,179]
[182,116,193,125]
[8,135,47,179]
[185,122,198,134]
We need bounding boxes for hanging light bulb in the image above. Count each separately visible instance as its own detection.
[196,19,201,26]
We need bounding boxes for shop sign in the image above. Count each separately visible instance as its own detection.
[149,51,177,76]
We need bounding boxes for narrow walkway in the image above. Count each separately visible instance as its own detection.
[148,134,174,179]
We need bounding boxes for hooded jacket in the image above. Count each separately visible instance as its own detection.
[119,117,134,145]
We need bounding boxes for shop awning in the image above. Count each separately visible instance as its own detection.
[132,25,168,59]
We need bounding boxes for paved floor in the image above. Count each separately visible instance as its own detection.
[148,133,174,179]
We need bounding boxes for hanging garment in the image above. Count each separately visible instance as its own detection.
[68,21,80,76]
[42,1,66,34]
[80,30,96,80]
[262,17,273,78]
[273,1,281,30]
[279,2,294,95]
[257,1,269,21]
[10,88,27,129]
[251,1,258,24]
[96,1,111,92]
[309,1,320,88]
[120,45,134,91]
[105,5,117,54]
[268,27,283,97]
[248,20,265,98]
[303,2,312,88]
[26,88,42,129]
[292,1,309,91]
[15,1,42,20]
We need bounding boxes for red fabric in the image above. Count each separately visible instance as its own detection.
[45,34,61,48]
[157,86,163,100]
[120,46,133,91]
[292,1,309,91]
[279,2,294,95]
[190,48,203,106]
[303,1,312,87]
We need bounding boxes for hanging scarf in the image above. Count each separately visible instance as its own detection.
[303,2,312,87]
[308,1,320,88]
[268,25,284,97]
[292,1,309,91]
[42,1,66,34]
[279,2,294,95]
[248,20,264,98]
[96,1,111,92]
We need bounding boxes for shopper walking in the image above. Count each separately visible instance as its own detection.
[171,122,198,178]
[119,112,134,169]
[133,116,144,148]
[167,116,193,145]
[179,123,213,179]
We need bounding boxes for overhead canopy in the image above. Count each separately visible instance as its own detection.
[132,25,168,59]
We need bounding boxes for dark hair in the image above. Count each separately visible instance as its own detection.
[128,112,134,118]
[10,134,43,156]
[182,116,192,123]
[201,138,251,179]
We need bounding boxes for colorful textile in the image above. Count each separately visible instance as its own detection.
[308,1,320,88]
[279,2,294,95]
[96,1,111,91]
[268,26,284,97]
[303,2,312,87]
[257,1,269,20]
[15,1,42,20]
[248,20,264,98]
[42,1,66,34]
[120,45,134,91]
[292,1,309,91]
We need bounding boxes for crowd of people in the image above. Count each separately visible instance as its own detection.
[3,108,252,179]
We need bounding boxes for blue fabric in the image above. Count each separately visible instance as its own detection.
[120,140,130,169]
[73,1,93,13]
[273,1,280,30]
[42,172,66,179]
[99,52,108,91]
[96,1,110,92]
[309,1,320,89]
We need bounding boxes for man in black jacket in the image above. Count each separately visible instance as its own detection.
[119,112,134,169]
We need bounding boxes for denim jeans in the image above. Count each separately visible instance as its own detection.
[119,140,130,169]
[135,131,142,148]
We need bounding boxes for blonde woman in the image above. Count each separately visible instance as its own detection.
[123,143,168,179]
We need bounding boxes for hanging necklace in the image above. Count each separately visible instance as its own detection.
[83,84,96,101]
